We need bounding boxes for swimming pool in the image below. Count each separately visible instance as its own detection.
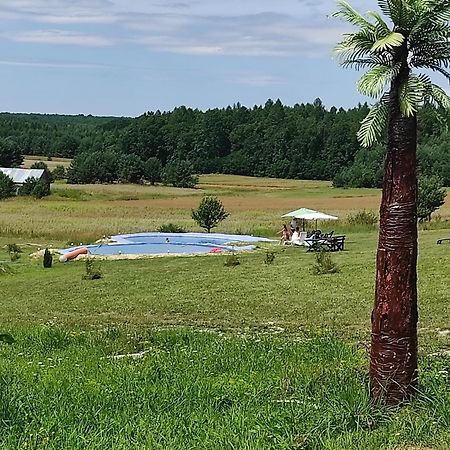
[61,232,273,257]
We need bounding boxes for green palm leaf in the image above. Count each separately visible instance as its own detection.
[398,76,426,116]
[371,32,405,52]
[357,99,389,147]
[357,64,401,97]
[333,0,375,29]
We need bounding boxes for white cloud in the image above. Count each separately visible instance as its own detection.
[233,73,284,87]
[0,58,108,69]
[0,0,381,55]
[5,30,115,47]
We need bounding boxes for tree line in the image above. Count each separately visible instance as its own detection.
[0,100,448,187]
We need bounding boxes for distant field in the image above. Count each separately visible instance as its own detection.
[0,175,381,243]
[22,155,72,169]
[1,174,449,243]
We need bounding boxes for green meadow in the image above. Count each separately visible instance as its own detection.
[1,175,450,449]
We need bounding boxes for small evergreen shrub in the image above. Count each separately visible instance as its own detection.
[312,250,340,275]
[224,253,240,267]
[32,180,51,199]
[17,177,50,198]
[157,223,186,233]
[264,250,276,265]
[83,258,102,280]
[43,248,53,268]
[0,172,15,200]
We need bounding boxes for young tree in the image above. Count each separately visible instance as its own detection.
[52,165,66,180]
[144,157,162,185]
[17,177,51,198]
[334,0,450,405]
[0,172,16,200]
[164,160,198,188]
[30,161,54,183]
[418,175,447,222]
[0,138,22,167]
[191,196,229,233]
[118,154,144,184]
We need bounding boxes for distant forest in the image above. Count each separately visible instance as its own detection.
[1,98,449,187]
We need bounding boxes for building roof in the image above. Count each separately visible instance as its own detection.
[0,168,45,184]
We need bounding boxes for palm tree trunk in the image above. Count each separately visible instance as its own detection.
[370,70,418,405]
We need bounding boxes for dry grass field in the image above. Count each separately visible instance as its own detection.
[1,174,449,244]
[21,155,72,169]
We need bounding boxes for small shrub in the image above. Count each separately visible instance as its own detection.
[7,243,22,262]
[224,253,240,267]
[0,333,15,344]
[32,180,51,199]
[43,248,53,268]
[157,223,186,233]
[83,258,102,280]
[17,177,50,198]
[347,210,378,226]
[7,243,22,253]
[312,250,340,275]
[264,250,276,265]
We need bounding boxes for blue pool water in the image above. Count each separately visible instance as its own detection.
[61,232,273,256]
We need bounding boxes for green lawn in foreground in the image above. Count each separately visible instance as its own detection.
[1,175,450,449]
[1,328,450,450]
[1,229,449,351]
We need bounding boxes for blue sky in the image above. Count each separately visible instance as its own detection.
[0,0,379,117]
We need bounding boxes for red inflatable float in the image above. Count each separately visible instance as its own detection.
[59,247,88,262]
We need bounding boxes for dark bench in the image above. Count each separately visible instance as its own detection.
[306,235,346,252]
[437,238,450,244]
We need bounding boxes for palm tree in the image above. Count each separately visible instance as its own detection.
[333,0,450,405]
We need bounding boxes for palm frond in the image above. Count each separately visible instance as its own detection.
[377,0,418,29]
[340,55,392,70]
[366,11,392,35]
[424,83,450,109]
[333,0,376,29]
[357,63,401,97]
[357,99,389,147]
[371,32,405,52]
[416,0,450,28]
[399,75,426,116]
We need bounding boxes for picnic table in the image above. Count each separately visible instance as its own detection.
[305,235,346,252]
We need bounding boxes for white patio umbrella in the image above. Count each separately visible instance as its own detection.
[282,208,338,230]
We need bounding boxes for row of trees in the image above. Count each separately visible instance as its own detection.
[1,101,448,188]
[67,153,198,188]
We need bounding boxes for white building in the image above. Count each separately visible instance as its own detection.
[0,168,48,187]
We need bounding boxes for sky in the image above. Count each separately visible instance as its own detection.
[0,0,380,117]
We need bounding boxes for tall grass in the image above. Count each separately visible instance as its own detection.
[1,327,449,449]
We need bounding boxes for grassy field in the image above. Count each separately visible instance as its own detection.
[1,175,450,449]
[21,156,72,170]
